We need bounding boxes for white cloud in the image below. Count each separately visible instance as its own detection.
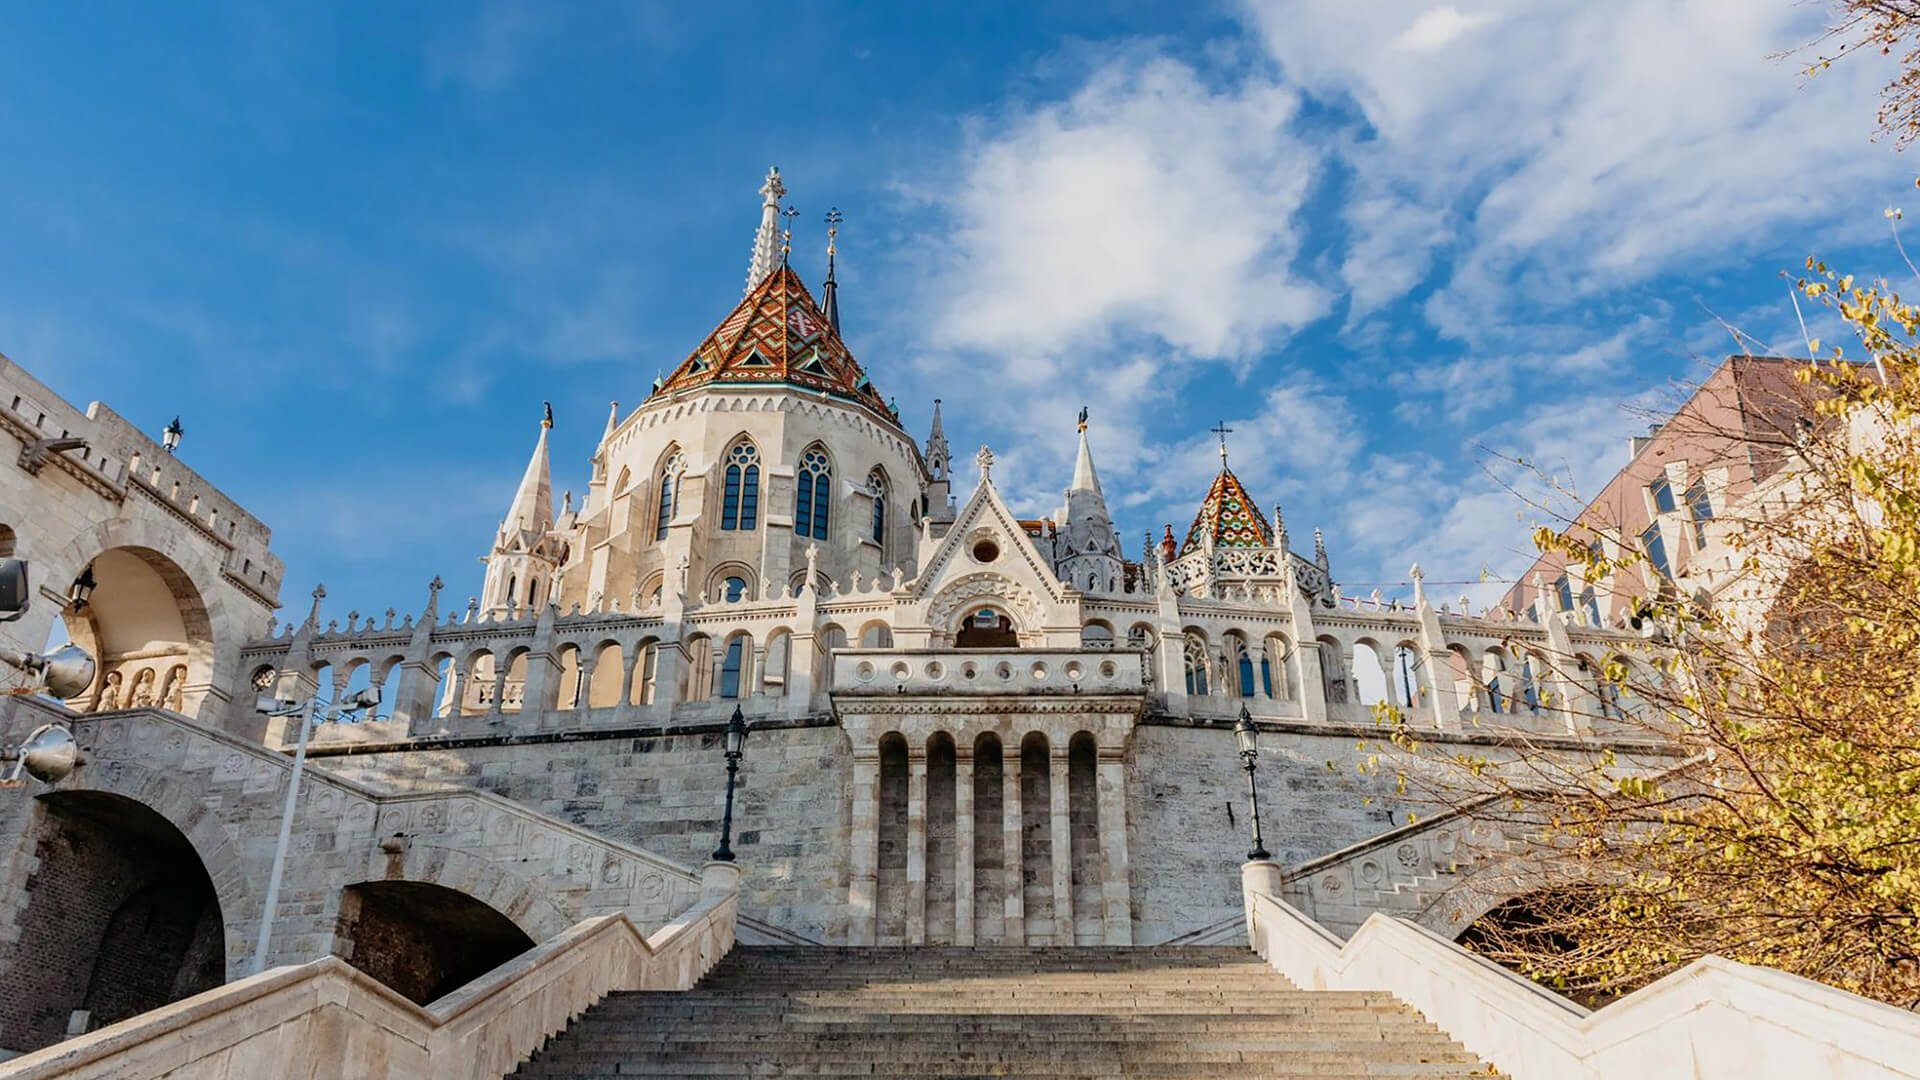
[1392,6,1497,54]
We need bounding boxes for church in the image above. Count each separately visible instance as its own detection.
[10,169,1851,1079]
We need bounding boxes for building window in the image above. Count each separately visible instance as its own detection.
[867,468,888,547]
[1641,523,1671,578]
[719,638,744,699]
[1554,575,1574,614]
[1648,477,1677,514]
[723,575,747,602]
[1184,636,1209,697]
[1686,480,1713,548]
[1581,585,1601,626]
[795,447,831,541]
[655,451,684,542]
[722,442,760,531]
[1237,643,1256,698]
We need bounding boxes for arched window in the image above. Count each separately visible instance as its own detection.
[795,447,832,541]
[719,637,745,699]
[1183,635,1209,697]
[655,450,685,542]
[1237,645,1256,698]
[722,441,760,531]
[867,468,888,547]
[723,576,747,602]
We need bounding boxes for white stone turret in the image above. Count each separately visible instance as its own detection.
[923,398,954,524]
[1054,409,1124,593]
[744,166,786,295]
[481,407,565,616]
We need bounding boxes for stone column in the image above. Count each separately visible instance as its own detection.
[1049,747,1073,944]
[954,750,975,946]
[1002,756,1024,944]
[906,754,929,945]
[1096,746,1133,945]
[847,748,882,946]
[615,646,643,722]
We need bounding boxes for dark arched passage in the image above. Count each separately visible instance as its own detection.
[0,790,224,1052]
[333,880,535,1005]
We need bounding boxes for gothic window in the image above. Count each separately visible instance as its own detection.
[1519,655,1541,714]
[867,468,888,547]
[1259,644,1276,699]
[1183,635,1209,697]
[723,576,747,602]
[1581,585,1602,626]
[719,637,745,699]
[722,441,760,531]
[795,447,832,541]
[1237,646,1256,698]
[655,450,685,542]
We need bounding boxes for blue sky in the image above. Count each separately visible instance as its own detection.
[4,1,1912,624]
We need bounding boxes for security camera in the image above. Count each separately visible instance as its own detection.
[0,558,28,624]
[255,693,305,717]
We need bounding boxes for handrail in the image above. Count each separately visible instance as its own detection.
[0,885,738,1080]
[1242,868,1920,1079]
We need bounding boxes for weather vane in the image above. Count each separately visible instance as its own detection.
[1211,421,1234,465]
[824,207,842,255]
[781,204,799,264]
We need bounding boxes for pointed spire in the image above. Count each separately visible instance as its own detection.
[504,406,554,538]
[1070,407,1102,496]
[600,400,619,444]
[1313,527,1328,568]
[925,398,950,481]
[745,166,786,295]
[821,208,842,335]
[1160,524,1177,564]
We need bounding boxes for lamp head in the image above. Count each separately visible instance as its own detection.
[339,686,382,713]
[723,705,748,757]
[0,558,28,623]
[162,416,183,452]
[1233,705,1258,760]
[67,563,96,612]
[39,645,97,701]
[12,723,78,783]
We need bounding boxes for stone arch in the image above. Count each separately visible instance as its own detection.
[48,756,258,977]
[46,516,234,719]
[706,562,757,604]
[0,788,227,1052]
[856,619,893,648]
[926,573,1040,645]
[332,879,537,1006]
[374,843,573,943]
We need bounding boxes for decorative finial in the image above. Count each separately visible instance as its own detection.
[1210,421,1234,467]
[1077,405,1089,433]
[825,207,841,262]
[976,445,994,480]
[541,401,553,429]
[781,205,799,265]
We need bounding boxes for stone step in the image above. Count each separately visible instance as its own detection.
[511,946,1496,1079]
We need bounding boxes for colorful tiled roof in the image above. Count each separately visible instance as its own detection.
[1180,467,1274,555]
[648,264,896,424]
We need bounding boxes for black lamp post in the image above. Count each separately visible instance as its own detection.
[1234,705,1270,861]
[711,705,749,862]
[162,416,183,453]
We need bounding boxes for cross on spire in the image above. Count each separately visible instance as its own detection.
[1210,421,1234,466]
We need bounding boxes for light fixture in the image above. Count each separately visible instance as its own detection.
[162,416,183,453]
[3,723,79,784]
[67,563,96,612]
[712,705,749,862]
[1234,705,1270,862]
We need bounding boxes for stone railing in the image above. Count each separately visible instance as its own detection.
[829,647,1146,697]
[0,866,739,1080]
[1242,863,1920,1080]
[1283,798,1523,938]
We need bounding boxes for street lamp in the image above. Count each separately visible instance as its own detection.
[1234,705,1270,861]
[161,416,183,453]
[249,684,379,974]
[711,705,749,862]
[67,564,96,612]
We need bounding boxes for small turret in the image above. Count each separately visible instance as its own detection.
[1054,407,1123,592]
[481,406,565,616]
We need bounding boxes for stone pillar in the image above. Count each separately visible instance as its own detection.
[1049,748,1073,944]
[615,646,643,722]
[1096,747,1133,945]
[906,754,928,945]
[1241,858,1285,949]
[1002,756,1024,944]
[393,659,440,735]
[486,662,508,718]
[954,750,975,946]
[575,654,598,711]
[1412,566,1461,731]
[848,748,882,945]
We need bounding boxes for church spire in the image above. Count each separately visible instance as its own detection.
[925,397,950,482]
[1056,407,1122,590]
[821,208,843,336]
[503,404,555,539]
[1070,405,1102,497]
[745,166,786,295]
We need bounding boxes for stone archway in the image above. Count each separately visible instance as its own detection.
[0,790,225,1054]
[333,880,536,1005]
[51,544,216,715]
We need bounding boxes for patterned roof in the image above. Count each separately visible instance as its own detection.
[648,264,896,424]
[1180,466,1274,555]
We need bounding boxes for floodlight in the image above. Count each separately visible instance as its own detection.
[339,686,381,712]
[10,723,78,784]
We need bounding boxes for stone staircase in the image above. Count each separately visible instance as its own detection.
[512,946,1494,1078]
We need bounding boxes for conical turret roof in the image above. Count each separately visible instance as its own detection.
[503,418,554,540]
[648,264,896,425]
[1180,466,1273,556]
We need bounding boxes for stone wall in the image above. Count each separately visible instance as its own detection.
[322,723,854,943]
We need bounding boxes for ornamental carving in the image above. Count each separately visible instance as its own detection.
[925,573,1041,634]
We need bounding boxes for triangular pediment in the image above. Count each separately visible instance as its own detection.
[909,474,1069,627]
